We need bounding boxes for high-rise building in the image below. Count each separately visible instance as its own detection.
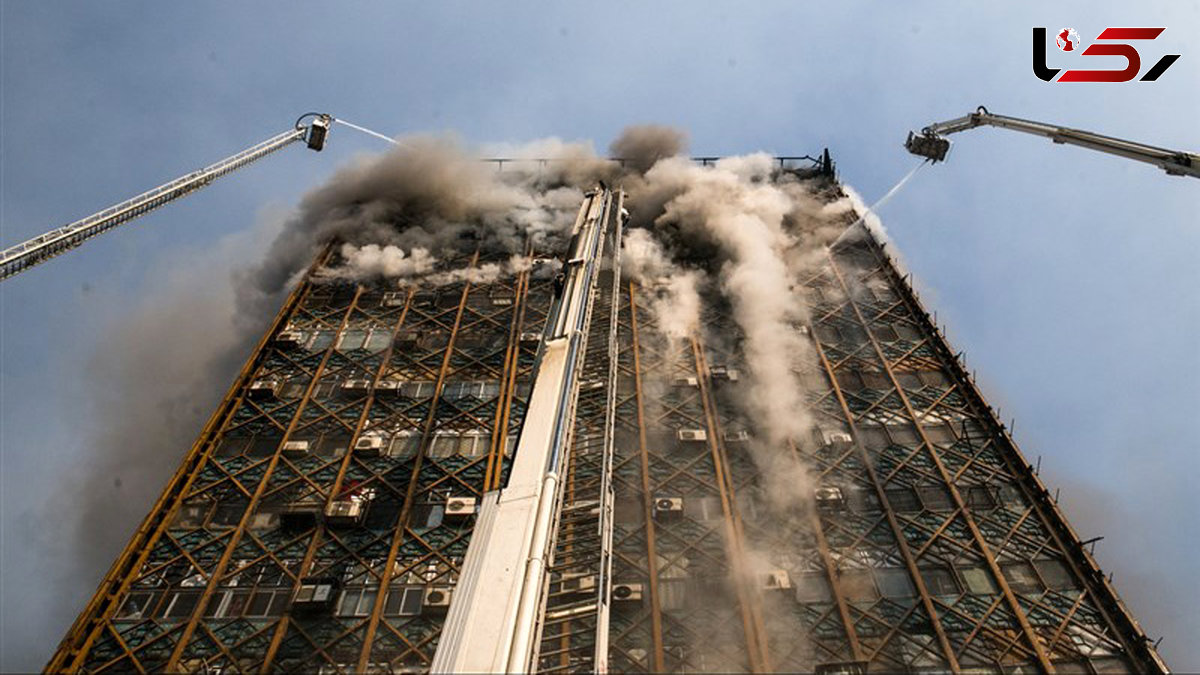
[49,156,1165,674]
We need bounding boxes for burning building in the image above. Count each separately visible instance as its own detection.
[48,134,1165,674]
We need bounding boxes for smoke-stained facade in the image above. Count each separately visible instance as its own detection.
[50,143,1165,674]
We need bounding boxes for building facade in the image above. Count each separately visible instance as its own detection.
[50,160,1165,674]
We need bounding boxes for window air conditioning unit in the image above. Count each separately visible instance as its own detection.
[282,440,310,455]
[654,497,683,521]
[275,330,304,348]
[761,569,793,591]
[341,379,372,394]
[823,432,853,450]
[559,573,597,595]
[248,379,278,400]
[354,435,385,455]
[672,376,699,387]
[445,496,478,518]
[324,500,366,526]
[814,486,846,512]
[381,291,406,307]
[292,577,337,613]
[611,583,644,604]
[724,430,750,443]
[490,294,514,307]
[422,587,453,613]
[677,429,707,442]
[519,332,542,343]
[710,366,740,382]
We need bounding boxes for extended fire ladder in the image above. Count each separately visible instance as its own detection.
[0,113,332,281]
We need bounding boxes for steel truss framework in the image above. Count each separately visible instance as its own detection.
[52,171,1164,675]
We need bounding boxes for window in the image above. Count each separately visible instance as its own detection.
[210,501,247,528]
[216,435,252,458]
[873,325,900,343]
[245,589,290,617]
[1034,559,1077,591]
[895,323,923,342]
[161,590,203,619]
[794,573,833,603]
[659,578,687,612]
[205,589,251,618]
[861,371,890,390]
[337,587,378,617]
[923,424,956,445]
[247,435,282,458]
[835,371,864,391]
[858,426,890,450]
[684,496,723,522]
[307,330,336,352]
[895,371,922,391]
[917,370,948,387]
[399,380,436,399]
[960,567,999,595]
[388,431,421,459]
[887,424,920,447]
[383,586,425,616]
[919,567,960,596]
[965,486,997,510]
[840,569,879,602]
[885,487,921,513]
[171,502,212,530]
[117,591,161,619]
[874,568,916,598]
[917,485,954,512]
[365,329,392,353]
[410,503,444,530]
[1001,562,1044,594]
[337,329,368,351]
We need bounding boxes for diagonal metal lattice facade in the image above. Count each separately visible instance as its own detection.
[50,164,1165,674]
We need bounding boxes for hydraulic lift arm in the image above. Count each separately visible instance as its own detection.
[906,106,1200,179]
[0,113,333,282]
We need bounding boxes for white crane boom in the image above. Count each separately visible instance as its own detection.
[906,106,1200,179]
[0,113,333,282]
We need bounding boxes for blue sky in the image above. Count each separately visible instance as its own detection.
[1,2,1197,670]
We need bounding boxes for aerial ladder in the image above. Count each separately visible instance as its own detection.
[906,106,1200,179]
[0,113,334,282]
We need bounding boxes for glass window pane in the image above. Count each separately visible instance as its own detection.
[794,573,833,603]
[918,485,954,511]
[960,567,999,595]
[401,587,424,615]
[840,569,879,602]
[885,487,921,513]
[875,568,916,598]
[1001,562,1043,594]
[920,567,959,596]
[338,589,361,616]
[1034,559,1076,591]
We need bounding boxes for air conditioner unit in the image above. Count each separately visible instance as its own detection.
[282,440,310,455]
[761,569,793,591]
[710,366,740,382]
[248,379,278,400]
[422,587,453,613]
[341,379,372,394]
[490,295,514,307]
[823,432,853,450]
[381,291,406,307]
[292,577,337,613]
[354,435,385,455]
[814,486,846,512]
[324,500,366,526]
[412,292,437,308]
[654,497,683,521]
[559,573,597,595]
[444,496,478,518]
[672,376,699,387]
[519,332,542,343]
[611,583,644,604]
[275,330,304,348]
[724,430,750,443]
[677,429,707,442]
[581,379,605,392]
